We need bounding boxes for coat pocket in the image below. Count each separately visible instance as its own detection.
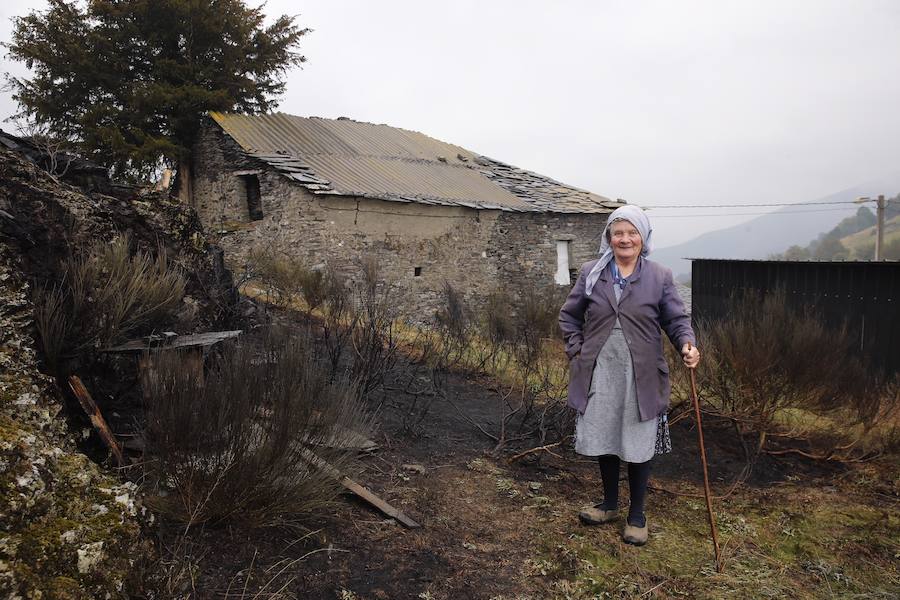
[567,355,590,414]
[657,361,671,405]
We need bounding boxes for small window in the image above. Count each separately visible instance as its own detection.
[554,240,570,285]
[242,175,263,221]
[414,266,422,277]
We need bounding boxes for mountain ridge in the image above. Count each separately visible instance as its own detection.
[651,178,900,278]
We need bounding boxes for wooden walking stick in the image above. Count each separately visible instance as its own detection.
[686,342,723,573]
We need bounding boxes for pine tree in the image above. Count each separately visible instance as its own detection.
[6,0,308,182]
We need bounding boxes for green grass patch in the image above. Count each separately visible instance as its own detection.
[528,482,898,599]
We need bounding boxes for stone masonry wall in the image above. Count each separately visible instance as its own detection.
[0,250,148,598]
[191,123,609,321]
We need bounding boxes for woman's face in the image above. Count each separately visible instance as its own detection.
[609,219,643,262]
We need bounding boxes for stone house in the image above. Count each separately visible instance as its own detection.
[190,111,625,319]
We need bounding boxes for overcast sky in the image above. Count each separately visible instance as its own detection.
[3,1,900,247]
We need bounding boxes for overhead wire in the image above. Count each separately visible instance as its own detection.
[645,197,898,218]
[641,199,862,209]
[648,207,862,218]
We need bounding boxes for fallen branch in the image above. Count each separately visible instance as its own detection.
[444,393,499,442]
[68,375,126,467]
[507,438,570,464]
[762,447,880,463]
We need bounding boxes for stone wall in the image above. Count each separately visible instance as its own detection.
[191,123,608,320]
[0,152,152,598]
[0,142,258,596]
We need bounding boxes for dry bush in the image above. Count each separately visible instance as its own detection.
[247,248,305,308]
[511,286,565,367]
[426,283,571,452]
[491,285,568,442]
[12,117,76,178]
[143,326,371,527]
[297,268,327,313]
[247,253,399,406]
[432,282,484,371]
[482,290,515,350]
[435,282,471,345]
[34,235,185,374]
[515,286,563,340]
[318,269,355,383]
[348,258,401,404]
[697,288,897,459]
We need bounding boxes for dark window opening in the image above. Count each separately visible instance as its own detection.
[414,266,422,277]
[242,175,263,221]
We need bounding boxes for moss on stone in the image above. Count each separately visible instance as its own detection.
[45,576,87,600]
[0,233,150,597]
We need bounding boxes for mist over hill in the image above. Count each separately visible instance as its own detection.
[651,178,900,279]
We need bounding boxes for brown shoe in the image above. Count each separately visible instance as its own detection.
[622,522,649,546]
[578,505,619,525]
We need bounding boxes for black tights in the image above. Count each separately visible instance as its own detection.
[597,454,651,527]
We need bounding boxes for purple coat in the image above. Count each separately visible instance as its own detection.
[559,257,695,421]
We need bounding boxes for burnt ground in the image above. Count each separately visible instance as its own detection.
[147,342,900,600]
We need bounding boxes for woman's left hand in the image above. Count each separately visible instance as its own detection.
[681,343,700,369]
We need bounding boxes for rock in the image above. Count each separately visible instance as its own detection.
[0,245,150,597]
[76,542,104,574]
[401,463,426,475]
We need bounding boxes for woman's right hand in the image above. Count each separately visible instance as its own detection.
[681,343,700,369]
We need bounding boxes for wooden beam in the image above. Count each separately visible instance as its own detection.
[103,330,242,353]
[298,448,421,528]
[68,376,126,468]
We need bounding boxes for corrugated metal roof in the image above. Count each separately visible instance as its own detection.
[209,112,622,213]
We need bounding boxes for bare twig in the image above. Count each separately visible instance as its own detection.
[507,438,570,464]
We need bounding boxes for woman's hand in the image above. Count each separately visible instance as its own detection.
[681,343,700,369]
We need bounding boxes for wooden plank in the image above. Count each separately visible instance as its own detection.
[137,353,157,404]
[68,376,126,467]
[298,448,421,529]
[339,478,421,529]
[137,348,204,402]
[104,330,242,353]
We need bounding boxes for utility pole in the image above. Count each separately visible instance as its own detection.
[875,194,885,261]
[855,194,886,260]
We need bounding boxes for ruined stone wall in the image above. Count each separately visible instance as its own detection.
[0,252,149,598]
[0,152,153,598]
[191,124,608,320]
[191,123,264,225]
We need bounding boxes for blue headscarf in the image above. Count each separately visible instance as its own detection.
[585,205,653,296]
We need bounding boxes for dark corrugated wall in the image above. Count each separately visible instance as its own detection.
[691,259,899,373]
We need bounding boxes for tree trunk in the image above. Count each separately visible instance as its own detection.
[175,157,193,204]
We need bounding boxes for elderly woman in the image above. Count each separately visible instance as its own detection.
[559,205,699,546]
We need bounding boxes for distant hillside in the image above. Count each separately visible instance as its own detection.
[652,179,900,278]
[772,195,900,260]
[841,214,900,259]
